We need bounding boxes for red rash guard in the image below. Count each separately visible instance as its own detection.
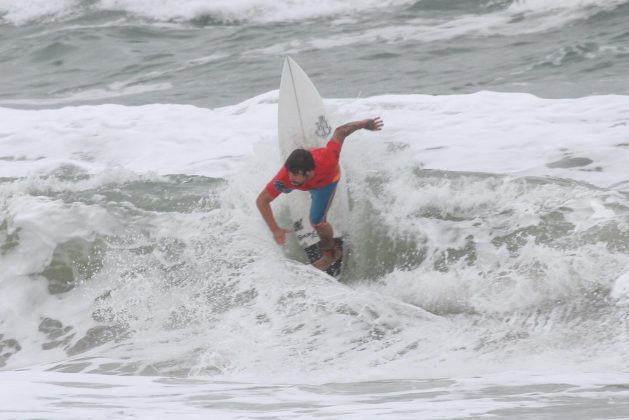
[265,140,341,199]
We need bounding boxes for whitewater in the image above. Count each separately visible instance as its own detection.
[2,0,629,418]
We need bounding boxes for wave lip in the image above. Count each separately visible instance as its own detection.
[6,0,624,26]
[1,0,416,25]
[0,0,80,25]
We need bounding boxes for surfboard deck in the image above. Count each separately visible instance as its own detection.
[277,57,349,277]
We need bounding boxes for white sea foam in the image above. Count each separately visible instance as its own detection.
[0,0,415,25]
[1,91,629,384]
[3,0,627,27]
[0,92,278,177]
[611,270,629,305]
[103,0,415,23]
[1,91,628,184]
[0,0,80,25]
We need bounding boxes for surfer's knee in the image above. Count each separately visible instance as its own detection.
[312,221,333,239]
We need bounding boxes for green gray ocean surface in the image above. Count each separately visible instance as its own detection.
[1,0,629,108]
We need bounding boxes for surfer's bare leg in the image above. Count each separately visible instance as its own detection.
[313,221,334,250]
[309,182,339,263]
[312,221,342,271]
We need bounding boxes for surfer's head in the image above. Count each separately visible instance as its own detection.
[285,148,314,186]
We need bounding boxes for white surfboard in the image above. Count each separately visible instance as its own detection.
[278,56,349,276]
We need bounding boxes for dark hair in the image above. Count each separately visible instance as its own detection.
[285,149,314,174]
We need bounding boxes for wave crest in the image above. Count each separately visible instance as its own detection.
[1,0,415,25]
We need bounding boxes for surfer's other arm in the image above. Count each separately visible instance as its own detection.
[256,190,289,245]
[331,117,383,147]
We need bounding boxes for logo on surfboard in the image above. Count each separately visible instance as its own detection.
[315,116,331,138]
[294,218,317,241]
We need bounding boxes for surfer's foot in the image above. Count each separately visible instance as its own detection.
[312,244,342,271]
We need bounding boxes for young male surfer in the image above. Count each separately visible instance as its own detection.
[256,117,384,271]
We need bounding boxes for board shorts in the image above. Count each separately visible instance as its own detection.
[309,180,338,226]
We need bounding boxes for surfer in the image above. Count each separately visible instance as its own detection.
[256,117,384,271]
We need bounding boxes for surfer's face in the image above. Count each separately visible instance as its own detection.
[288,170,314,186]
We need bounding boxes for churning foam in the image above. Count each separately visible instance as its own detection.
[2,91,629,380]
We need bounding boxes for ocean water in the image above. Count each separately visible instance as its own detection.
[2,1,629,419]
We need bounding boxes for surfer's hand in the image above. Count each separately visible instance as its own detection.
[365,117,383,131]
[272,227,290,245]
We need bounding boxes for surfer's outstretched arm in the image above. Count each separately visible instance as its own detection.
[256,189,290,245]
[331,117,383,148]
